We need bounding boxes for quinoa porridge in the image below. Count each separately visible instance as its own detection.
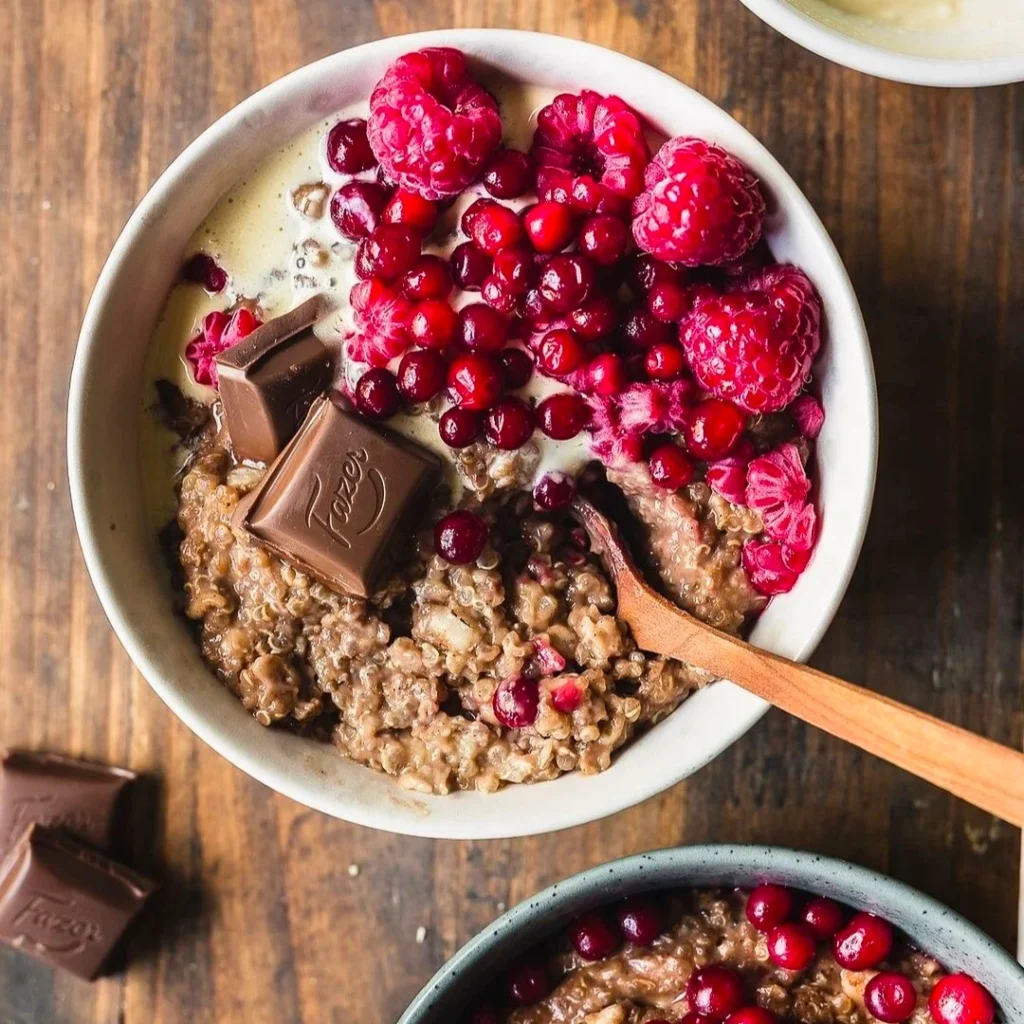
[143,47,826,794]
[473,885,998,1024]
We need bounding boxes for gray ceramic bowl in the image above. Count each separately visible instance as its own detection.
[399,845,1024,1022]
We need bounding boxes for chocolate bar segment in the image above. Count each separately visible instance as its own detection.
[0,825,156,980]
[0,751,135,859]
[233,396,440,598]
[215,295,335,463]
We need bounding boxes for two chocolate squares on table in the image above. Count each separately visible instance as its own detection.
[216,295,441,598]
[0,304,439,979]
[0,750,155,980]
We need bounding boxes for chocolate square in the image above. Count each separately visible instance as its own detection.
[0,751,135,859]
[215,295,335,464]
[0,825,156,980]
[233,396,440,598]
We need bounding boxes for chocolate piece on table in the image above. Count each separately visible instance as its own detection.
[215,295,335,464]
[233,395,440,598]
[0,825,156,980]
[0,751,135,859]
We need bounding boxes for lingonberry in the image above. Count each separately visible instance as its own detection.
[409,299,459,350]
[483,148,532,199]
[354,368,401,420]
[522,201,576,254]
[434,509,489,564]
[537,328,587,376]
[447,353,505,410]
[493,676,541,729]
[451,242,493,291]
[330,181,390,240]
[396,349,446,402]
[578,214,629,266]
[438,407,483,448]
[537,393,589,440]
[539,254,595,313]
[499,347,534,389]
[648,443,695,490]
[400,255,453,300]
[383,188,437,232]
[458,303,508,353]
[485,397,535,450]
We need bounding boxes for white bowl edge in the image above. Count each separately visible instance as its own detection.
[738,0,1024,86]
[68,29,878,840]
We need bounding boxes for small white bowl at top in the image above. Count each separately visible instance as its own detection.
[738,0,1024,86]
[68,29,877,840]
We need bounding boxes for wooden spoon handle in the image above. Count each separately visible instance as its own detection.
[659,617,1024,827]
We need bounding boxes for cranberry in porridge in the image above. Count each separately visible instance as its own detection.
[469,885,997,1024]
[142,47,827,794]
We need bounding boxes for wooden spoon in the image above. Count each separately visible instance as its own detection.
[572,495,1024,827]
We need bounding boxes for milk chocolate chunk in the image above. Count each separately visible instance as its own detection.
[215,295,335,463]
[0,825,156,980]
[233,396,440,598]
[0,751,135,859]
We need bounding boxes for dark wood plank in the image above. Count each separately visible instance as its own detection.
[0,0,1020,1020]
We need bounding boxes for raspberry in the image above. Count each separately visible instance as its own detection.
[585,379,692,467]
[528,634,568,674]
[705,439,754,506]
[742,538,810,596]
[790,393,825,439]
[585,393,645,466]
[367,48,502,200]
[550,680,581,713]
[530,91,650,214]
[347,279,413,367]
[680,265,822,413]
[184,308,261,387]
[617,380,692,436]
[745,442,816,551]
[632,136,765,266]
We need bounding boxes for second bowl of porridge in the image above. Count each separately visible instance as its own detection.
[69,30,876,839]
[398,846,1024,1023]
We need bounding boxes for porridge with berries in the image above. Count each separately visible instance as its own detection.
[142,47,826,794]
[470,884,997,1024]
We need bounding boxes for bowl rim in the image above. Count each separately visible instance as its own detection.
[399,844,1024,1023]
[68,27,878,839]
[738,0,1024,86]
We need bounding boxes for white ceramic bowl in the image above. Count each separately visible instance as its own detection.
[739,0,1024,86]
[68,29,877,840]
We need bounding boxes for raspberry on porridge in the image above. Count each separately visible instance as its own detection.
[467,886,997,1024]
[141,47,828,794]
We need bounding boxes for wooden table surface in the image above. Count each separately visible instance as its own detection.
[1,0,1021,1021]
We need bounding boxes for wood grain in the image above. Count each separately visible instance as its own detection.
[0,1,1020,1022]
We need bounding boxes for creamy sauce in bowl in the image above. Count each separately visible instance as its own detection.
[789,0,1024,58]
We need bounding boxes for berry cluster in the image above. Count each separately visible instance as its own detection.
[472,885,996,1024]
[313,48,827,595]
[742,883,995,1024]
